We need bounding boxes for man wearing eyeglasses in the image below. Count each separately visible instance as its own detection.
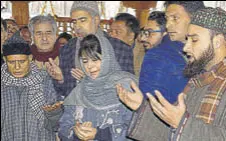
[140,11,167,51]
[139,10,189,103]
[117,6,226,141]
[116,1,206,141]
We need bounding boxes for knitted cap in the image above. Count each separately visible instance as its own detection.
[70,1,100,17]
[191,7,226,34]
[3,31,31,56]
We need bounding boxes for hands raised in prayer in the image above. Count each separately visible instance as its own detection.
[74,121,97,141]
[116,81,144,111]
[116,80,186,128]
[45,58,64,82]
[42,101,63,112]
[147,91,186,128]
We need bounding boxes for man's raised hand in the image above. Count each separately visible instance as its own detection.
[116,81,144,111]
[147,91,186,128]
[46,58,63,81]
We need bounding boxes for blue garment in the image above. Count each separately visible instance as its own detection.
[59,105,133,141]
[139,34,189,103]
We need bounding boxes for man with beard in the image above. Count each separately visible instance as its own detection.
[133,11,166,77]
[116,7,226,141]
[46,1,134,99]
[140,11,167,51]
[139,1,205,103]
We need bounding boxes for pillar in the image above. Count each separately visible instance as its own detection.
[122,1,157,28]
[11,1,29,27]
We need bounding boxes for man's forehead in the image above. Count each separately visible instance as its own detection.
[166,4,186,16]
[34,23,53,31]
[59,37,68,42]
[6,21,17,26]
[188,24,209,36]
[21,28,29,31]
[21,28,30,33]
[145,20,160,29]
[6,54,28,60]
[71,10,92,19]
[111,21,126,28]
[72,16,88,20]
[22,32,31,36]
[35,22,52,27]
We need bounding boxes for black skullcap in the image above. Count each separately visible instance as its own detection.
[3,31,31,56]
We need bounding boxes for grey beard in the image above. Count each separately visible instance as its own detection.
[183,44,215,78]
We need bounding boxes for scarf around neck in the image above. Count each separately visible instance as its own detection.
[31,42,60,62]
[183,59,226,124]
[64,33,137,110]
[1,62,46,129]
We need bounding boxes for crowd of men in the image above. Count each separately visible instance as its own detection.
[1,1,225,141]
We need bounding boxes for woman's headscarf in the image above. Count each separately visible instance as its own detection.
[64,33,137,110]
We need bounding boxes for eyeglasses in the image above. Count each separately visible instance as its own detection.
[140,29,162,38]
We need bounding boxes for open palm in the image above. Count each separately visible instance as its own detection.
[116,81,144,111]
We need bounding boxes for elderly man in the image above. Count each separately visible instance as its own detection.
[46,1,134,99]
[1,34,63,141]
[28,15,60,70]
[139,1,205,103]
[1,18,7,65]
[117,7,226,141]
